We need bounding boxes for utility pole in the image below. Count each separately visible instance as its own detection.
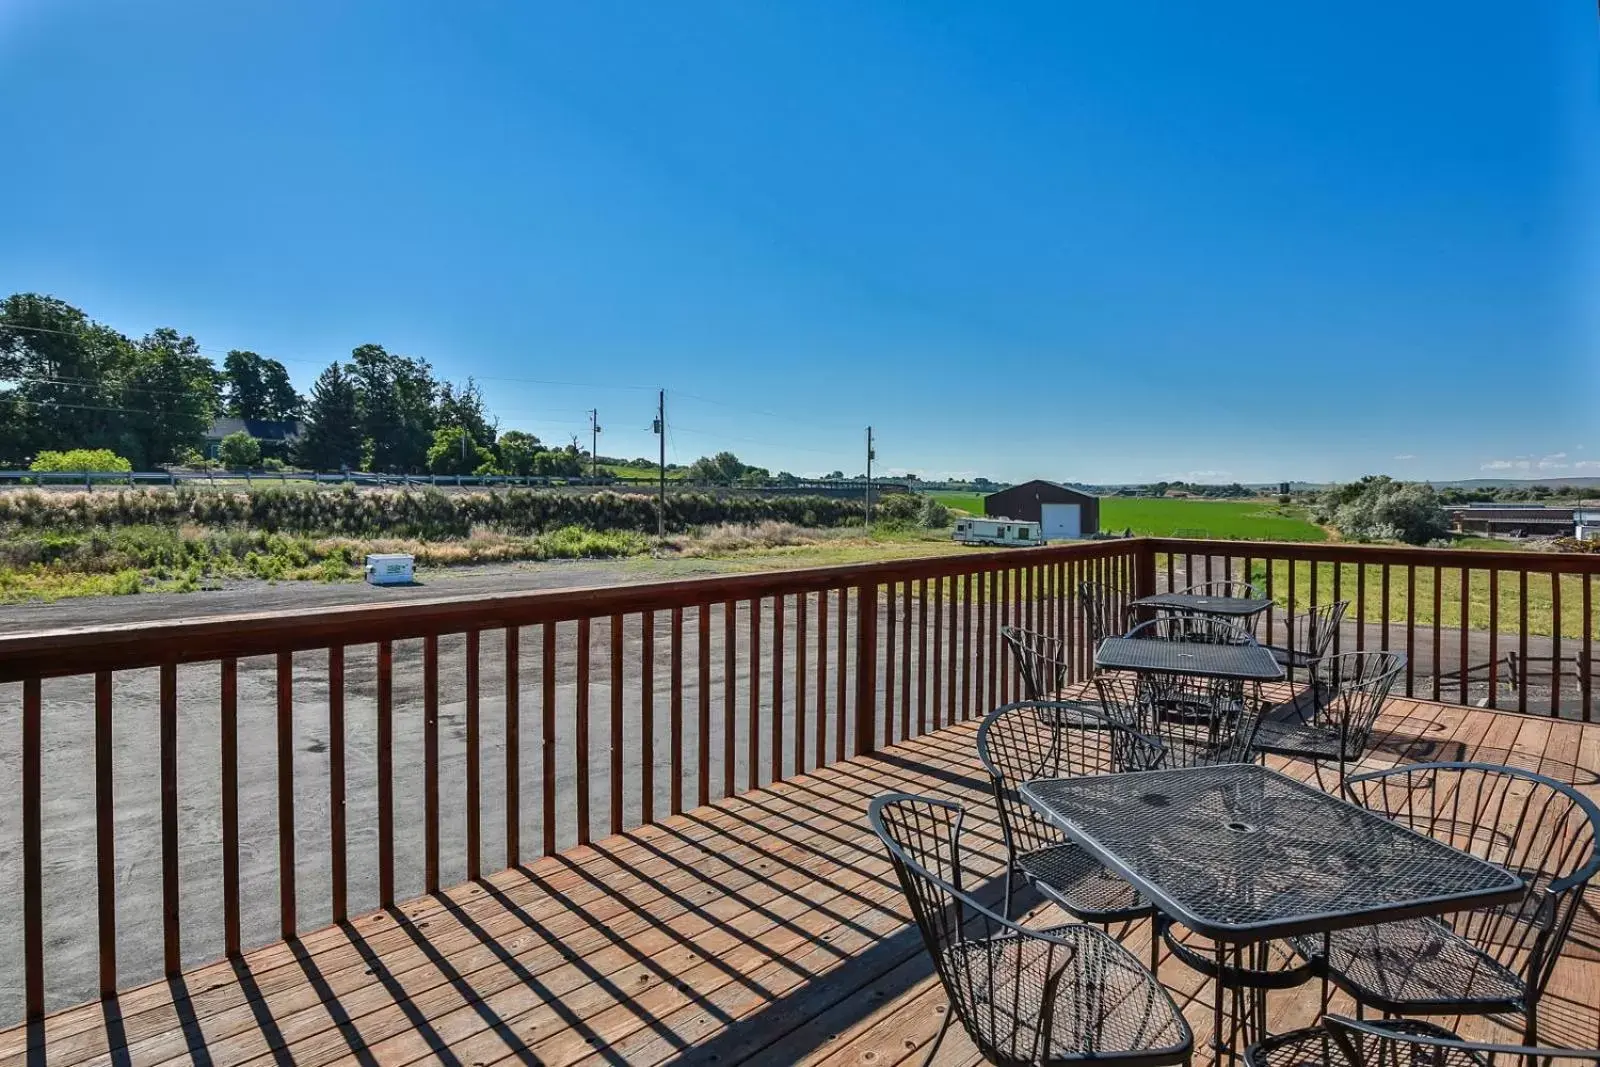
[865,426,875,525]
[588,408,601,478]
[653,390,667,538]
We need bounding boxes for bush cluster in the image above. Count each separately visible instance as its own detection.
[0,486,866,538]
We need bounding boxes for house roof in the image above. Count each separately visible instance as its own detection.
[205,417,303,442]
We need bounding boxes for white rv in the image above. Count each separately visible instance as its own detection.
[951,518,1044,547]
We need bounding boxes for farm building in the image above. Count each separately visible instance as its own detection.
[1446,504,1580,537]
[983,479,1099,539]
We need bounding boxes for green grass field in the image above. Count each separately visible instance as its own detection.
[925,493,1327,542]
[1247,559,1585,639]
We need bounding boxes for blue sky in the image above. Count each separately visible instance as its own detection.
[1,1,1595,483]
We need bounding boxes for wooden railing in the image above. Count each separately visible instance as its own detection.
[0,539,1137,1022]
[1146,538,1600,719]
[5,535,1596,1024]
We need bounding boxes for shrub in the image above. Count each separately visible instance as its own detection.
[29,449,133,473]
[262,456,287,472]
[918,496,951,529]
[218,432,261,469]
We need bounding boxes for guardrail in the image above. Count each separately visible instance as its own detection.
[0,539,1136,1020]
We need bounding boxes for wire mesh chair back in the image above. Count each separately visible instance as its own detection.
[1094,671,1264,767]
[1079,581,1128,649]
[1343,762,1600,1007]
[868,793,1194,1066]
[1002,625,1070,700]
[977,702,1159,864]
[1307,650,1403,765]
[1124,615,1257,646]
[1283,599,1350,666]
[1179,580,1261,599]
[1322,1015,1600,1067]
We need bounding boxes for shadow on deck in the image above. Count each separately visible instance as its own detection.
[3,696,1599,1066]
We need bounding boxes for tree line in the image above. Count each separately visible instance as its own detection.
[0,293,590,476]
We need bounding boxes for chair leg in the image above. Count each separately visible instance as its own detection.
[921,1003,953,1067]
[1149,916,1160,974]
[1002,865,1016,922]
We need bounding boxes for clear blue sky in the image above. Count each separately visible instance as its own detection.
[1,1,1595,483]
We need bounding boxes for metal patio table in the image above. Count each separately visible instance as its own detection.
[1095,635,1285,682]
[1021,764,1524,1064]
[1132,592,1274,622]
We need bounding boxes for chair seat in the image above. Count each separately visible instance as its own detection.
[943,923,1191,1066]
[1244,1020,1467,1067]
[1265,645,1319,669]
[1017,843,1152,923]
[1291,917,1526,1014]
[1251,718,1351,761]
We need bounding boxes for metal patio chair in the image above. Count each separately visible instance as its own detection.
[1116,615,1260,735]
[1294,762,1600,1045]
[1080,581,1130,651]
[1260,600,1348,676]
[977,701,1157,937]
[1248,1014,1600,1067]
[1252,650,1404,786]
[868,793,1194,1067]
[1093,668,1264,769]
[1001,625,1070,700]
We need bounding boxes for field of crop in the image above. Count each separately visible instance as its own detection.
[923,493,1327,542]
[1102,499,1327,541]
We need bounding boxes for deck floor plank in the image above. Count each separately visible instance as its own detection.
[3,697,1598,1066]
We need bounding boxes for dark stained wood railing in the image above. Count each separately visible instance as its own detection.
[1147,538,1600,719]
[0,539,1136,1022]
[4,535,1595,1025]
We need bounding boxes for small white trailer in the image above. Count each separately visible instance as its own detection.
[951,518,1045,547]
[364,553,415,585]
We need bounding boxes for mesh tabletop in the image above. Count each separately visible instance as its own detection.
[1094,637,1286,681]
[1020,764,1523,940]
[1132,593,1274,618]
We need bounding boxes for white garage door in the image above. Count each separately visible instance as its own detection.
[1040,503,1082,540]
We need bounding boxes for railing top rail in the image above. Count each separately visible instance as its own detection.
[0,539,1137,682]
[1144,537,1600,575]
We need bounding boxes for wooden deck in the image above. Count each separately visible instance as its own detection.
[3,696,1598,1066]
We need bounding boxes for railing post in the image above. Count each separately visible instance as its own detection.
[1132,538,1158,606]
[854,581,879,756]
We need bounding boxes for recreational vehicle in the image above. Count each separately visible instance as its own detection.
[951,518,1044,547]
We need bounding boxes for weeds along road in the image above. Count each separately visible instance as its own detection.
[0,555,981,1022]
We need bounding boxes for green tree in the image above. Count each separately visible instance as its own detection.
[686,451,749,484]
[425,426,495,475]
[435,379,496,446]
[222,350,303,421]
[295,363,363,470]
[497,429,544,476]
[120,328,218,465]
[0,293,138,461]
[217,431,262,469]
[350,343,436,472]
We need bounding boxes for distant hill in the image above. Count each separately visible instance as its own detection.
[1426,477,1600,490]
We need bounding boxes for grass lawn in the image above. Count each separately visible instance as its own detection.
[1245,558,1589,639]
[923,493,1326,541]
[1101,498,1327,541]
[929,491,986,514]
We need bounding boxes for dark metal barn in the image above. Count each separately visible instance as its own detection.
[983,480,1100,539]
